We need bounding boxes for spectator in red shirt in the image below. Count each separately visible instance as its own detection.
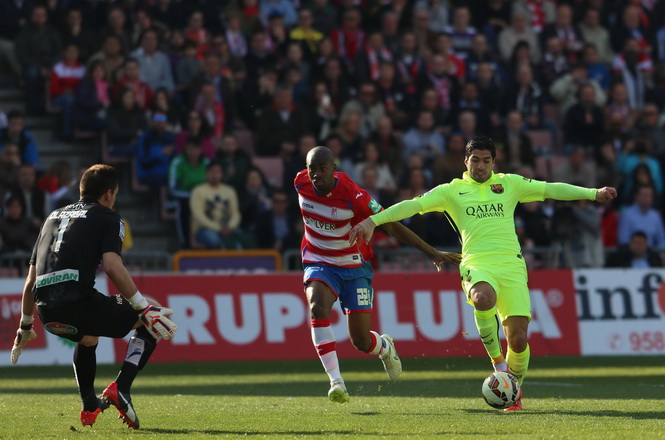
[175,109,216,159]
[194,83,226,142]
[50,43,86,139]
[432,33,466,79]
[184,10,210,61]
[74,60,109,134]
[112,58,153,111]
[330,8,365,72]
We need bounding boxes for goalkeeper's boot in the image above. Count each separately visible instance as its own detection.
[328,378,350,404]
[379,334,402,381]
[101,382,140,429]
[80,397,110,426]
[504,388,523,412]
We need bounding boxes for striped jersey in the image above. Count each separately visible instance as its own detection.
[294,170,383,267]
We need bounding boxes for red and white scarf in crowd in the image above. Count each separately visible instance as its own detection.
[334,28,365,62]
[367,47,392,81]
[427,73,451,110]
[397,55,422,94]
[526,0,552,32]
[195,97,226,139]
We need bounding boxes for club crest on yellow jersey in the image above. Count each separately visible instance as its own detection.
[490,184,504,194]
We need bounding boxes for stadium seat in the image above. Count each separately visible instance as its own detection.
[100,132,130,165]
[526,130,554,157]
[160,186,176,220]
[130,160,150,193]
[549,155,569,178]
[0,267,19,278]
[543,104,560,125]
[535,156,551,181]
[73,128,98,140]
[234,129,255,156]
[44,80,60,115]
[252,157,284,189]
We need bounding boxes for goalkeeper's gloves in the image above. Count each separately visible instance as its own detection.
[128,291,177,340]
[11,319,37,365]
[138,305,177,340]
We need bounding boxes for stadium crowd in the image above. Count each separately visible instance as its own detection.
[1,0,665,269]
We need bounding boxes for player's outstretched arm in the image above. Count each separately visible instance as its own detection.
[380,221,462,270]
[595,187,618,203]
[544,182,617,202]
[102,252,177,340]
[11,265,38,365]
[349,199,425,246]
[349,217,377,246]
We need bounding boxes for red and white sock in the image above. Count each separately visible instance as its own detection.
[311,319,342,382]
[366,330,386,356]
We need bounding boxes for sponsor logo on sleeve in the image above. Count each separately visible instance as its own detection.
[368,198,382,214]
[418,189,434,198]
[119,219,126,241]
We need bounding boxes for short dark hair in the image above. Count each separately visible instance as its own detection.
[124,57,140,68]
[206,160,222,171]
[183,40,197,50]
[465,136,496,159]
[631,230,647,241]
[4,193,24,211]
[139,28,159,45]
[80,164,118,199]
[634,184,654,197]
[186,135,201,147]
[7,109,25,121]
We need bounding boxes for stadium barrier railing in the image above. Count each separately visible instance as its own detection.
[0,250,172,278]
[2,247,662,277]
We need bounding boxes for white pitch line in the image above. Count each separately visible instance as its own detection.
[528,381,582,387]
[637,383,665,388]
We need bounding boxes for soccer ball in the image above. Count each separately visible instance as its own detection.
[481,371,520,409]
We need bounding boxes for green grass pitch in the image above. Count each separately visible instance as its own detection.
[1,356,664,439]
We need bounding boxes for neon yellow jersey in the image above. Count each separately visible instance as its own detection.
[417,172,546,264]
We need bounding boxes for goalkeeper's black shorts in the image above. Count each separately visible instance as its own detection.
[37,291,137,342]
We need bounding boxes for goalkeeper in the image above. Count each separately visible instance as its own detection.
[350,136,617,411]
[11,164,177,429]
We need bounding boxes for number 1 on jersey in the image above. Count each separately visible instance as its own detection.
[54,218,70,252]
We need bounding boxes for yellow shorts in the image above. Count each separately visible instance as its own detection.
[459,256,531,323]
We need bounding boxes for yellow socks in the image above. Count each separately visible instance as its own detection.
[474,307,503,359]
[507,344,530,385]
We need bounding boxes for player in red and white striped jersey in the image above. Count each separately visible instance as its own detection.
[294,146,460,403]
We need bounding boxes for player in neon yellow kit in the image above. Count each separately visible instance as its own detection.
[349,136,617,410]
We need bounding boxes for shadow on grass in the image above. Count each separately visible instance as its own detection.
[142,428,403,436]
[461,408,665,420]
[4,355,664,379]
[4,376,665,402]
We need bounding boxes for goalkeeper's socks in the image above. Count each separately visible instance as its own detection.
[311,319,342,382]
[116,327,157,393]
[507,344,530,386]
[366,331,386,356]
[74,343,98,412]
[474,307,503,360]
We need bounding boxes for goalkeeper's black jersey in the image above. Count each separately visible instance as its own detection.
[30,197,124,308]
